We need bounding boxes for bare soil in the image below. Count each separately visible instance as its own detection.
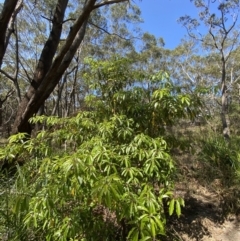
[165,148,240,241]
[166,190,240,241]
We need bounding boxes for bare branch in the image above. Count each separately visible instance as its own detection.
[233,75,240,84]
[93,0,128,9]
[62,18,76,24]
[88,21,135,41]
[40,15,52,22]
[225,32,240,62]
[41,15,76,24]
[209,25,220,50]
[0,88,14,104]
[19,59,32,83]
[0,69,15,82]
[179,63,195,84]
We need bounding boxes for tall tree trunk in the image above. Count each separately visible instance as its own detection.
[12,0,69,134]
[13,14,21,103]
[221,61,230,140]
[0,0,20,68]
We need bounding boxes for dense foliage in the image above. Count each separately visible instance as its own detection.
[0,61,199,240]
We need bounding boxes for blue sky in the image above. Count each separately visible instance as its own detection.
[137,0,200,49]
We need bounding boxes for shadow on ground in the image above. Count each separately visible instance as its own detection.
[163,196,225,241]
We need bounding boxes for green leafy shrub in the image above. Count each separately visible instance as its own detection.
[0,113,184,241]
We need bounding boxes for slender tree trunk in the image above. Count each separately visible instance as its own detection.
[0,101,3,126]
[66,67,78,116]
[238,84,240,104]
[220,61,230,140]
[51,64,77,116]
[51,76,67,116]
[51,85,60,116]
[13,15,21,103]
[64,79,68,116]
[0,0,19,68]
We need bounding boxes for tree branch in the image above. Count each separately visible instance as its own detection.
[93,0,128,9]
[88,21,133,41]
[0,69,15,82]
[0,88,14,104]
[179,63,195,84]
[209,24,220,50]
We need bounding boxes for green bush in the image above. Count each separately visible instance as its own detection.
[0,113,184,241]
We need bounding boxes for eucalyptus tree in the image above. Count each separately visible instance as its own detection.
[179,0,240,139]
[0,0,132,135]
